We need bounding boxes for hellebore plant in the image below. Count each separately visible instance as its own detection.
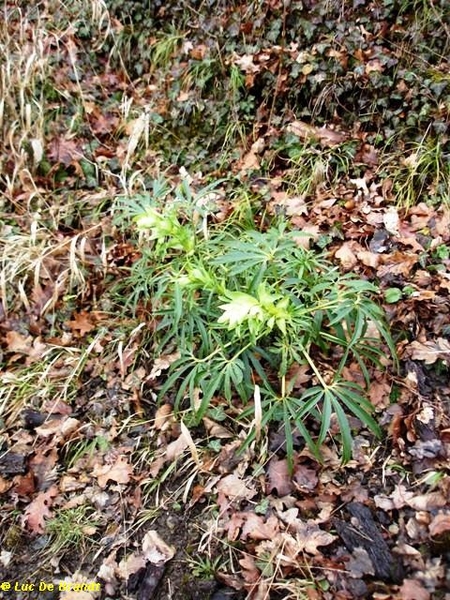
[116,179,396,463]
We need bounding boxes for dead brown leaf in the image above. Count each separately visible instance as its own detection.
[67,310,97,336]
[266,457,293,496]
[398,579,430,600]
[203,417,234,439]
[117,552,146,578]
[142,530,176,564]
[234,53,260,74]
[217,473,257,501]
[148,433,189,477]
[48,137,82,166]
[225,511,279,541]
[22,484,59,533]
[277,508,336,554]
[239,148,260,172]
[12,471,35,496]
[368,380,391,409]
[377,251,419,277]
[335,242,358,270]
[93,455,133,488]
[238,554,260,584]
[408,337,450,365]
[429,513,450,538]
[287,120,347,147]
[35,416,80,439]
[293,521,337,554]
[293,464,318,491]
[285,362,311,389]
[28,445,58,489]
[148,351,181,380]
[374,484,415,510]
[154,404,174,430]
[406,491,447,511]
[5,331,33,354]
[357,249,380,268]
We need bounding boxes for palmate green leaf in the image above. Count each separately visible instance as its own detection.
[223,358,245,401]
[285,398,321,462]
[330,400,353,463]
[193,370,225,424]
[332,382,382,438]
[297,385,325,420]
[318,390,333,446]
[346,310,367,347]
[212,247,270,276]
[158,360,197,412]
[283,407,295,473]
[358,302,398,368]
[173,282,184,327]
[218,291,263,329]
[326,303,358,328]
[339,277,379,294]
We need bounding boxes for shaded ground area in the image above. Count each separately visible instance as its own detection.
[1,1,450,599]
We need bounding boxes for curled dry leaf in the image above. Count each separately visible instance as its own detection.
[148,351,181,380]
[154,403,174,430]
[180,420,199,465]
[203,417,233,439]
[383,207,400,235]
[335,242,358,270]
[429,513,450,538]
[408,337,450,365]
[142,530,176,565]
[149,433,189,477]
[287,120,347,147]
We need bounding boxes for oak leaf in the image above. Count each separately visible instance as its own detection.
[22,484,59,533]
[409,337,450,366]
[93,456,133,488]
[266,457,293,496]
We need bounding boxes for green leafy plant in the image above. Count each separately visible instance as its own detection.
[187,554,223,580]
[115,179,396,464]
[46,505,99,557]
